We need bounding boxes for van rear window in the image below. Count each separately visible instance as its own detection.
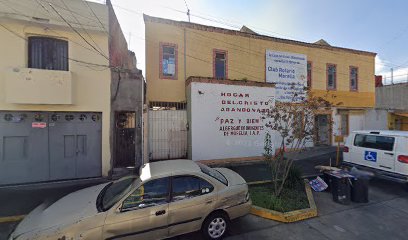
[354,134,395,151]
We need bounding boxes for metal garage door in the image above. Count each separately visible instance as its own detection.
[49,112,102,180]
[0,112,49,184]
[0,111,102,185]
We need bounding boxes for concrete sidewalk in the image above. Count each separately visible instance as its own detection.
[172,178,408,240]
[226,178,408,240]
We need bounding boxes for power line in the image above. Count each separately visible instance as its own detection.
[111,3,394,70]
[83,0,108,35]
[0,0,105,56]
[183,0,190,22]
[60,0,107,56]
[48,2,109,60]
[0,21,111,70]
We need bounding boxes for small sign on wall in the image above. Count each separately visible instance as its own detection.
[32,122,47,128]
[334,135,344,143]
[266,50,307,103]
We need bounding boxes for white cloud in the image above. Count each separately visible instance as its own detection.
[376,55,408,84]
[375,55,386,75]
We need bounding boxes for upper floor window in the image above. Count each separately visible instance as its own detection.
[28,37,68,71]
[350,66,358,91]
[213,49,227,79]
[159,43,178,80]
[327,64,336,90]
[307,61,312,88]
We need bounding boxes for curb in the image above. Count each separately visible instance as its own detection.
[250,179,318,223]
[0,215,25,224]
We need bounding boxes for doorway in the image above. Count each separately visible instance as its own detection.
[315,114,331,145]
[114,111,136,168]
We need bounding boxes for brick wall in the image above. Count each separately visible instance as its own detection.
[107,0,134,69]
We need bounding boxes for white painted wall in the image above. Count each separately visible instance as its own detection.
[189,82,275,161]
[349,113,364,132]
[364,109,388,130]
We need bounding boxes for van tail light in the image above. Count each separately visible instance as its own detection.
[398,155,408,164]
[343,147,349,153]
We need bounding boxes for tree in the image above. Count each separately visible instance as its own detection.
[263,88,338,197]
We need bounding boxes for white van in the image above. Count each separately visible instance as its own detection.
[343,130,408,183]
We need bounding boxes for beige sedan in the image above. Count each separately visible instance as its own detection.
[9,160,251,240]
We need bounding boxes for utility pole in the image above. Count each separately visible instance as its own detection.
[391,68,394,85]
[184,0,190,22]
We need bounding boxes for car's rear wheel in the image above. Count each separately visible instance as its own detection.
[202,212,229,239]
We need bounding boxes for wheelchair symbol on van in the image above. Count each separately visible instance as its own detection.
[364,151,377,162]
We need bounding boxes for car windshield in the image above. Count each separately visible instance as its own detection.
[197,163,228,185]
[98,177,139,211]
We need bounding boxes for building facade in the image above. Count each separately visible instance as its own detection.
[0,0,141,185]
[375,82,408,131]
[144,15,376,161]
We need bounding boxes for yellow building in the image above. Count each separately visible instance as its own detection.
[0,0,138,185]
[144,15,376,159]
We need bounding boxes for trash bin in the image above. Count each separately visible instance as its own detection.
[349,167,372,203]
[350,178,369,203]
[331,177,351,205]
[323,172,333,192]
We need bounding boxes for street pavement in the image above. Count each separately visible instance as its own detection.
[173,178,408,240]
[2,178,407,240]
[226,146,339,182]
[5,147,408,240]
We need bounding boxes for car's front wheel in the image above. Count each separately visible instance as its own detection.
[202,212,229,239]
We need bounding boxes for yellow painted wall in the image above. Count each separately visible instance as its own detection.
[145,19,375,108]
[0,20,111,176]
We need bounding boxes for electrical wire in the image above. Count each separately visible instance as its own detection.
[83,0,109,35]
[60,0,107,57]
[0,1,99,54]
[48,2,109,60]
[0,22,116,70]
[111,3,391,71]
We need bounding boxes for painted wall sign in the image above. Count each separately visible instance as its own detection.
[32,122,47,128]
[266,50,307,102]
[189,82,275,161]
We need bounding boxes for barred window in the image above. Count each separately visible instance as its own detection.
[350,67,358,91]
[307,61,312,88]
[327,64,336,90]
[28,37,68,71]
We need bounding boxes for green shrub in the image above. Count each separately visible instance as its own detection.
[284,165,303,189]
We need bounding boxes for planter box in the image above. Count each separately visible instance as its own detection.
[250,179,317,222]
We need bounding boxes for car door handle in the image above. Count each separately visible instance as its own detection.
[384,152,394,156]
[155,210,166,216]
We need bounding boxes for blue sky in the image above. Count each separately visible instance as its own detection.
[104,0,408,83]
